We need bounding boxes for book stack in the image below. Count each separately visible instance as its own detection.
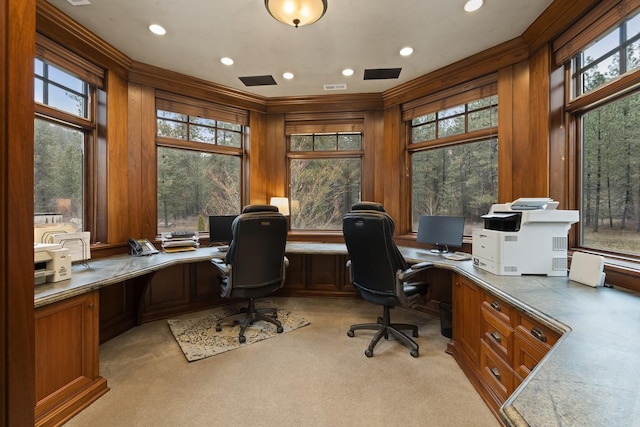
[160,231,200,253]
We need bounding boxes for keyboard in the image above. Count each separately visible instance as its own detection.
[444,252,472,261]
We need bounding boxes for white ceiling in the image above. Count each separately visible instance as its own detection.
[45,0,554,98]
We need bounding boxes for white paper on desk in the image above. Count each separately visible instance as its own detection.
[53,231,91,262]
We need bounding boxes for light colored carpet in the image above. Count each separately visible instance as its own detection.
[64,297,500,427]
[168,302,310,361]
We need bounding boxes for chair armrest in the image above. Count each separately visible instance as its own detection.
[399,261,433,281]
[211,257,230,275]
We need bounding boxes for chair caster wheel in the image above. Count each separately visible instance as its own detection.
[215,325,222,332]
[347,330,354,337]
[365,349,373,357]
[239,335,246,344]
[410,348,419,358]
[276,326,284,333]
[413,330,419,338]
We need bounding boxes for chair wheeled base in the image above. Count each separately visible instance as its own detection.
[347,305,420,357]
[216,298,283,343]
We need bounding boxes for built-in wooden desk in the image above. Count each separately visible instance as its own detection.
[34,244,640,427]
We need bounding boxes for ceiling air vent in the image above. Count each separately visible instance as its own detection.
[66,0,91,5]
[363,68,402,80]
[323,83,347,91]
[238,75,277,87]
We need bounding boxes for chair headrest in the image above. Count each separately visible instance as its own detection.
[242,204,279,213]
[350,202,385,212]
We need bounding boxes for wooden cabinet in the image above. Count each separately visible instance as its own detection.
[35,291,108,427]
[449,273,562,419]
[280,253,355,297]
[452,274,481,367]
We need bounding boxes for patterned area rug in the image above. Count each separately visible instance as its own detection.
[167,301,310,362]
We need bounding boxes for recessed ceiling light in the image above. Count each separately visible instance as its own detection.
[148,24,166,35]
[283,72,294,80]
[342,68,354,77]
[399,47,414,56]
[464,0,484,12]
[220,57,234,65]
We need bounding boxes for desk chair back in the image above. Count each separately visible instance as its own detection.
[342,209,408,307]
[223,207,288,298]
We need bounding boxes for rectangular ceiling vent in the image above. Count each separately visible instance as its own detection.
[238,75,277,87]
[364,68,402,80]
[66,0,92,6]
[323,83,347,91]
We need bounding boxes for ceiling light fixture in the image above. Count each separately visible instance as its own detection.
[342,68,354,77]
[265,0,328,28]
[399,47,414,56]
[220,57,234,65]
[283,72,294,79]
[148,24,166,35]
[464,0,484,12]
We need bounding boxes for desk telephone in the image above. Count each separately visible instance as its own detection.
[128,238,159,256]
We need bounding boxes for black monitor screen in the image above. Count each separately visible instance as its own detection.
[416,215,465,254]
[209,215,238,245]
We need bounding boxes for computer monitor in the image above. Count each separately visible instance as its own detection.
[416,215,465,254]
[208,215,238,245]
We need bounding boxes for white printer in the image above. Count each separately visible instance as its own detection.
[472,198,579,276]
[34,243,71,284]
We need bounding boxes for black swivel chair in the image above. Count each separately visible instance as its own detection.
[343,202,432,357]
[211,204,289,343]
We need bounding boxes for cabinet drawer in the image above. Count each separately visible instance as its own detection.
[481,304,512,360]
[513,331,546,383]
[515,314,559,349]
[481,293,512,324]
[480,340,513,403]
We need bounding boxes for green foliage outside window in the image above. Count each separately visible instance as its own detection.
[289,133,362,230]
[34,119,84,229]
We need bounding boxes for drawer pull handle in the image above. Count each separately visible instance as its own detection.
[490,331,501,343]
[531,327,547,343]
[490,367,501,381]
[490,300,501,311]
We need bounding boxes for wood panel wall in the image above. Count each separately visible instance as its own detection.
[1,0,36,425]
[3,0,628,421]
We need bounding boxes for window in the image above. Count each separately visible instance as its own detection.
[571,10,640,98]
[567,10,640,257]
[33,39,103,241]
[155,96,246,233]
[408,92,498,235]
[288,132,362,230]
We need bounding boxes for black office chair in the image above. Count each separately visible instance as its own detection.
[343,202,432,357]
[211,204,289,343]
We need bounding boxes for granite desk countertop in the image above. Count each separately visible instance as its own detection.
[34,243,640,427]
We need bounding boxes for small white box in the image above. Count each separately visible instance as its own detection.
[569,252,605,287]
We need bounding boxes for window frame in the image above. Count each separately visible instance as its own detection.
[555,2,640,291]
[285,115,365,233]
[404,79,499,237]
[154,94,248,236]
[34,35,105,243]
